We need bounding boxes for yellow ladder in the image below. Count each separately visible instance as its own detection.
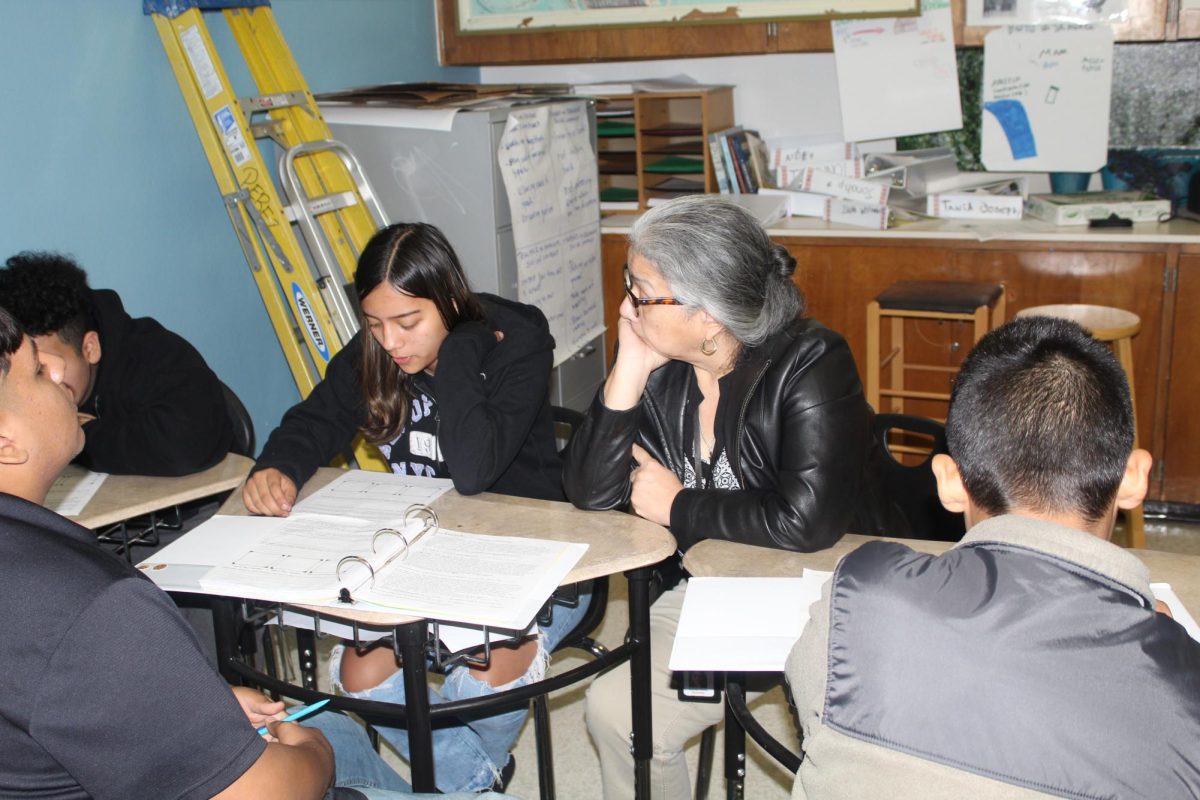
[146,0,386,470]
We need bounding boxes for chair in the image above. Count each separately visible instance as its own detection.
[874,413,965,542]
[1014,304,1145,547]
[867,280,1006,421]
[222,380,256,457]
[694,413,962,799]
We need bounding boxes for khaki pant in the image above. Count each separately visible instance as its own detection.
[586,583,726,800]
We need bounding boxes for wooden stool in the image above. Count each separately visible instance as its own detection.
[1015,304,1145,547]
[867,281,1006,418]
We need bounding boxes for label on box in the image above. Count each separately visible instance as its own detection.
[798,168,890,206]
[927,193,1024,220]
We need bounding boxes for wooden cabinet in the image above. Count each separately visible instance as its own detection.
[597,89,734,211]
[601,227,1200,504]
[437,0,1186,64]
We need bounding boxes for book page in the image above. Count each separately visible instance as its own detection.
[199,513,413,602]
[362,529,587,630]
[291,471,451,521]
[46,466,107,517]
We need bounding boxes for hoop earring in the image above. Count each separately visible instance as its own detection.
[700,337,718,356]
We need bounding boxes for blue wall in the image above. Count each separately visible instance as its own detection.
[0,1,477,451]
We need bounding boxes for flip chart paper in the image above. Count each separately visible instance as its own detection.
[832,0,962,142]
[981,24,1113,172]
[498,102,605,366]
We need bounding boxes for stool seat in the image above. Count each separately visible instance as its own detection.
[1014,303,1144,548]
[1015,304,1141,341]
[877,281,1006,314]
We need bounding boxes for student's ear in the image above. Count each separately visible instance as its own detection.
[931,454,969,514]
[1115,448,1152,510]
[0,432,30,467]
[80,331,101,366]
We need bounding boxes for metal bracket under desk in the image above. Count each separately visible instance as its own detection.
[210,565,661,799]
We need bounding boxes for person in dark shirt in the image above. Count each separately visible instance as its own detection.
[245,222,583,793]
[0,251,232,476]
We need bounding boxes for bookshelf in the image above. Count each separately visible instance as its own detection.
[595,87,735,212]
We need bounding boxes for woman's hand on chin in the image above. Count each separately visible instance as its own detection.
[604,317,669,410]
[629,444,682,527]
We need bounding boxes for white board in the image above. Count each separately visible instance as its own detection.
[981,24,1113,172]
[832,0,962,142]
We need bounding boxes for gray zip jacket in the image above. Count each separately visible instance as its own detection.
[787,515,1200,799]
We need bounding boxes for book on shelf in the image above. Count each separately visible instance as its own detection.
[1025,190,1171,226]
[708,131,733,193]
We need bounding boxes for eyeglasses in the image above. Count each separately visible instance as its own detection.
[624,265,683,314]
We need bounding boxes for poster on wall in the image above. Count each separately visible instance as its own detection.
[458,0,920,32]
[980,24,1113,172]
[832,0,962,142]
[497,102,606,366]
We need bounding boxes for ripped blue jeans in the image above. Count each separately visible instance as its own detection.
[330,585,592,793]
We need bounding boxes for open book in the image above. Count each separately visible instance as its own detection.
[194,505,586,631]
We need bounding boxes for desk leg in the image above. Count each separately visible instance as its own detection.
[626,567,653,800]
[724,676,746,800]
[396,620,435,793]
[211,597,242,685]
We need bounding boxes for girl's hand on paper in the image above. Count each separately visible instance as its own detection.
[243,468,298,517]
[231,686,286,739]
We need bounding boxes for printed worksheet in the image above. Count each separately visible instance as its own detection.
[290,471,451,521]
[46,466,108,517]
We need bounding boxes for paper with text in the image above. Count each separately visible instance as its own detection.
[832,0,962,142]
[47,466,108,517]
[498,102,605,366]
[291,471,450,520]
[981,24,1113,171]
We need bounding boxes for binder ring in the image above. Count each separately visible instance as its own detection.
[335,554,376,587]
[371,526,407,558]
[403,504,438,533]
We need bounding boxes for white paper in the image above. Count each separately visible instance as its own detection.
[833,0,962,142]
[497,102,606,366]
[669,572,831,672]
[1151,583,1200,643]
[981,24,1113,172]
[46,466,108,517]
[290,471,451,521]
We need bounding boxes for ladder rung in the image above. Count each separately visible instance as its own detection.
[903,364,959,374]
[241,91,307,112]
[880,389,952,401]
[283,191,359,222]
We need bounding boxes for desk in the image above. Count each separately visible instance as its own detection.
[64,452,254,530]
[681,535,1200,799]
[213,467,676,797]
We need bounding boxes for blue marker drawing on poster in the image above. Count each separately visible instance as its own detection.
[984,99,1038,160]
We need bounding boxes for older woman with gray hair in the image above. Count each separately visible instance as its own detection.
[563,195,903,800]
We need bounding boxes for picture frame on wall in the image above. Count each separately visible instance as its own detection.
[457,0,921,33]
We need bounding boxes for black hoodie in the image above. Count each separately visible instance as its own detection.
[253,293,564,501]
[77,289,233,476]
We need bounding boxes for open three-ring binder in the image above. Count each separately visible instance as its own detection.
[191,503,587,631]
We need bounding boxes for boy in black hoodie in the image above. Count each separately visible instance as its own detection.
[0,251,232,476]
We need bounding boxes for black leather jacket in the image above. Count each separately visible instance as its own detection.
[563,318,906,553]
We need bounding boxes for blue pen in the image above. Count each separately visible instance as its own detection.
[257,698,331,735]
